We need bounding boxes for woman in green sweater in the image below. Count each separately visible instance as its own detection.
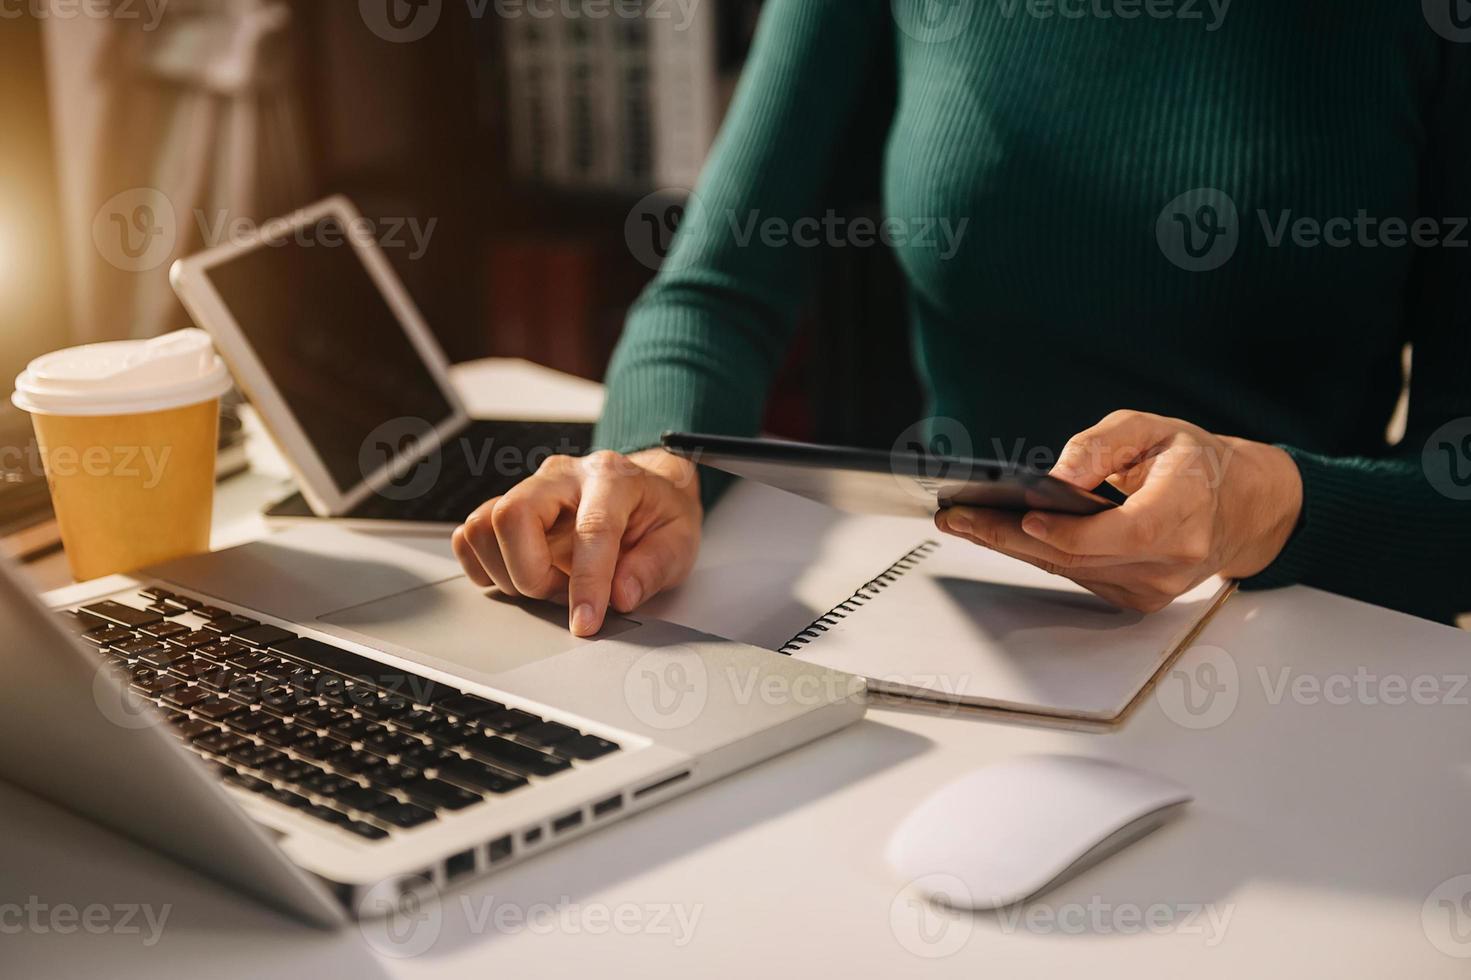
[454,1,1471,632]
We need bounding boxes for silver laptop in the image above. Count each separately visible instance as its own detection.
[1,528,865,925]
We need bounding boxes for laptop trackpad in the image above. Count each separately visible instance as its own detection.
[319,579,639,676]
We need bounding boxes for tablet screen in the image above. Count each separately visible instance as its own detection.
[202,217,454,493]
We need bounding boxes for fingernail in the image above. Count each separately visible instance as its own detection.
[1022,516,1047,539]
[620,577,643,609]
[571,603,597,636]
[945,511,971,534]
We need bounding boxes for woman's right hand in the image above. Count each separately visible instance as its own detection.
[451,448,702,637]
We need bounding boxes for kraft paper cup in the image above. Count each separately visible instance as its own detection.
[11,329,232,581]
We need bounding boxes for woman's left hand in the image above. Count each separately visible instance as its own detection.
[936,410,1304,612]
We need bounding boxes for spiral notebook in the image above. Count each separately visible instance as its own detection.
[645,482,1233,727]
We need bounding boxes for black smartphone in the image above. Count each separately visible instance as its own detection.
[661,432,1116,517]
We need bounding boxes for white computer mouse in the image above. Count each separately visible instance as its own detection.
[886,755,1192,910]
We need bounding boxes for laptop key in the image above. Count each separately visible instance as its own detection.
[264,788,310,809]
[231,624,297,648]
[301,772,358,797]
[464,734,570,778]
[263,757,324,783]
[372,803,436,829]
[555,734,621,761]
[131,674,184,698]
[295,735,350,763]
[145,603,186,618]
[303,804,352,827]
[397,777,482,811]
[140,586,175,601]
[194,697,247,722]
[225,710,276,735]
[223,772,272,793]
[227,744,285,770]
[436,694,504,720]
[82,625,134,646]
[81,600,162,629]
[162,687,210,710]
[195,731,251,756]
[139,621,191,640]
[363,730,427,759]
[345,821,390,840]
[116,638,169,658]
[204,615,258,635]
[478,708,541,734]
[518,721,579,748]
[167,630,219,650]
[163,596,202,612]
[357,695,412,721]
[326,717,376,743]
[433,757,529,794]
[137,647,185,669]
[173,718,219,741]
[335,786,396,812]
[257,722,308,748]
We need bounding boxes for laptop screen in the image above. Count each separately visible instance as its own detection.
[202,217,455,494]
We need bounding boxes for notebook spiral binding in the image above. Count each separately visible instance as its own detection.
[777,540,941,655]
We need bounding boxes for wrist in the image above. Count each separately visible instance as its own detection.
[1221,439,1303,578]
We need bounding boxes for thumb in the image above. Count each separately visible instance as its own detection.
[1050,411,1172,489]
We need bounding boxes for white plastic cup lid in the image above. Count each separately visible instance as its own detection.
[11,328,233,417]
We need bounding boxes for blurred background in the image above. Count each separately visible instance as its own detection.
[4,0,919,556]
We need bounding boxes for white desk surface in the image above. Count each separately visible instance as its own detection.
[9,359,1471,978]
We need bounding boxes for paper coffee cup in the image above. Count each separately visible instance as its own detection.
[11,329,232,581]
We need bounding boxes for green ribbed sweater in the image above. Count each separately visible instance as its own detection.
[595,0,1471,624]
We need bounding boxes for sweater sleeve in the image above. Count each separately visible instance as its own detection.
[1242,42,1471,624]
[593,0,889,499]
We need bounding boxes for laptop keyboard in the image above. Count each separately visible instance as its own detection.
[62,588,621,843]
